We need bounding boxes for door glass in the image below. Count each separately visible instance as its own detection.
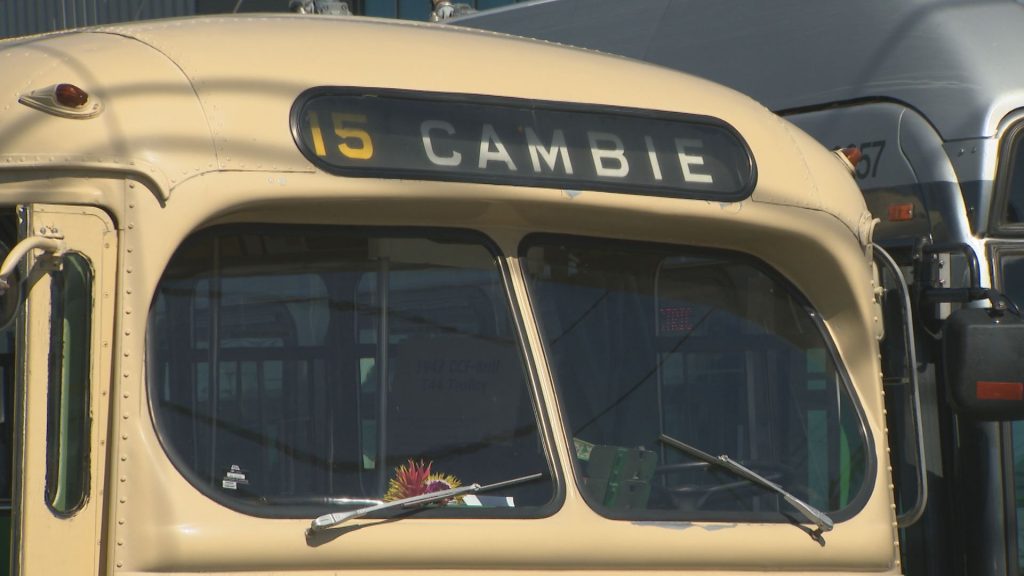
[44,253,92,515]
[1013,422,1024,574]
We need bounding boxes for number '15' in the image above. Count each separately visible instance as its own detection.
[306,111,375,160]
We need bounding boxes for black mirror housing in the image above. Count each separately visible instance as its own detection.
[943,307,1024,421]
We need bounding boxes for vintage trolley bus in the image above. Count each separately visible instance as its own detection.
[0,11,958,574]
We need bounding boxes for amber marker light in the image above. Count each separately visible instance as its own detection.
[54,83,89,108]
[888,203,915,222]
[840,146,862,166]
[832,146,862,175]
[18,82,103,119]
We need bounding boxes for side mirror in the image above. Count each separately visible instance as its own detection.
[943,307,1024,421]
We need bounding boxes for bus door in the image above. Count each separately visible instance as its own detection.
[990,114,1024,575]
[10,204,115,576]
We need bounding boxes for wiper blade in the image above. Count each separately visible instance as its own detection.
[659,434,834,534]
[307,472,543,533]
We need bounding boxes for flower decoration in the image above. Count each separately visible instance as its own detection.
[384,459,462,503]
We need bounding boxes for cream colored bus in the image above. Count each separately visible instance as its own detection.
[0,13,908,575]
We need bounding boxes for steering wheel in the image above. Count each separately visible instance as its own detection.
[649,460,810,511]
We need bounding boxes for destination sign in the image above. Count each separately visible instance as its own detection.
[291,88,755,200]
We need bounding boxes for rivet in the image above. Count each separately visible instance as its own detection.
[128,222,135,229]
[128,183,135,190]
[125,329,132,336]
[119,497,127,503]
[118,518,125,525]
[123,413,129,420]
[126,267,133,274]
[126,247,133,253]
[125,308,132,315]
[116,562,123,568]
[117,539,123,546]
[121,455,127,461]
[122,433,128,440]
[120,476,127,483]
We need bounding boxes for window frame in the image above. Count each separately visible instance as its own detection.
[518,232,876,525]
[992,120,1024,236]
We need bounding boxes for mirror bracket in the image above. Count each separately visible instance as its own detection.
[0,233,67,295]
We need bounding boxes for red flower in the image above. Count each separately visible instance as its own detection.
[384,459,461,502]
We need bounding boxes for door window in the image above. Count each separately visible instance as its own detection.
[44,253,92,515]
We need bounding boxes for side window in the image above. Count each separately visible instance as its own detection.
[148,226,554,518]
[522,235,872,521]
[995,250,1024,310]
[45,253,92,514]
[999,122,1024,228]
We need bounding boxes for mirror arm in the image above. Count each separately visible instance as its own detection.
[0,236,67,295]
[874,243,929,528]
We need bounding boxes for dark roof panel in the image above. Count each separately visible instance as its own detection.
[455,0,1024,140]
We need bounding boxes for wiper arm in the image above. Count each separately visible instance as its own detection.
[307,472,544,534]
[659,434,834,534]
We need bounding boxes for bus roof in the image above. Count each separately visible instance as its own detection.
[0,14,868,237]
[454,0,1024,142]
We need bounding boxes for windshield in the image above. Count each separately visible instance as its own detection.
[148,225,554,518]
[522,235,872,522]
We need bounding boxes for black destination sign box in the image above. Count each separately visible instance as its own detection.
[291,88,755,201]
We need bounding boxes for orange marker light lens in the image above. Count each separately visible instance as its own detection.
[888,203,914,222]
[841,147,862,166]
[976,381,1024,401]
[55,83,89,108]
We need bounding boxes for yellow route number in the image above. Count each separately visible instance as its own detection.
[306,111,374,160]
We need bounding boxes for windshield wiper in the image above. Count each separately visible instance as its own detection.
[307,472,544,534]
[658,434,834,535]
